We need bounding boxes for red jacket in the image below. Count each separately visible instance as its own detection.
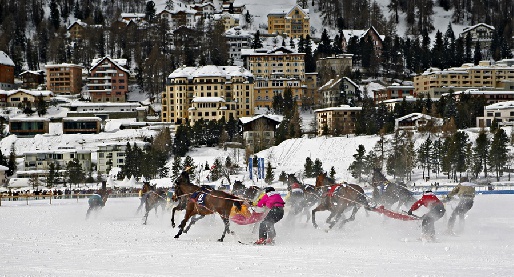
[410,193,442,211]
[257,192,285,209]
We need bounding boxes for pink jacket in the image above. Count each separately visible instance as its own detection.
[257,192,285,209]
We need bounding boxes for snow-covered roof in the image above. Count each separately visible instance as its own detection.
[191,97,225,103]
[314,105,362,113]
[23,148,91,155]
[396,113,436,122]
[0,89,53,97]
[67,102,140,107]
[168,65,253,80]
[0,51,15,67]
[62,117,102,122]
[20,70,45,76]
[90,57,130,74]
[121,13,146,19]
[268,5,309,17]
[67,19,88,30]
[0,165,8,171]
[462,23,495,33]
[44,63,83,68]
[238,114,283,124]
[484,101,514,110]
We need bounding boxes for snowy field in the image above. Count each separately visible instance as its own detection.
[1,194,513,276]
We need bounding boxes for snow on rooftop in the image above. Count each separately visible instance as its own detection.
[0,51,14,67]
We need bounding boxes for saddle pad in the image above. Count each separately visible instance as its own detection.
[191,191,207,206]
[327,185,342,197]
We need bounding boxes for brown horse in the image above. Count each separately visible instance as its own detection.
[86,189,111,219]
[170,183,211,233]
[311,172,371,229]
[173,176,244,242]
[136,182,157,213]
[370,168,417,211]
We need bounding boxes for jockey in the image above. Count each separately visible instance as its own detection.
[444,179,476,235]
[255,187,285,245]
[408,190,446,241]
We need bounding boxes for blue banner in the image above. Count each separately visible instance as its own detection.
[258,158,264,179]
[248,157,253,180]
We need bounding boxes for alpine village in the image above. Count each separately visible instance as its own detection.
[0,0,514,197]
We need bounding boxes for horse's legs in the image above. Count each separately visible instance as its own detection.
[143,209,150,225]
[175,208,196,239]
[311,204,327,229]
[218,217,230,242]
[341,206,360,224]
[171,206,179,228]
[184,215,205,233]
[86,207,92,219]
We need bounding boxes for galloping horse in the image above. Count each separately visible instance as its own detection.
[142,189,167,225]
[86,189,111,219]
[370,168,417,211]
[311,172,371,229]
[173,176,244,242]
[285,174,320,222]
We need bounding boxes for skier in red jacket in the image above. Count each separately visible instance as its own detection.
[407,190,446,241]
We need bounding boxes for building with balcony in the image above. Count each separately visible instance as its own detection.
[162,65,254,125]
[267,5,310,39]
[241,46,305,109]
[20,70,46,89]
[97,141,148,175]
[45,63,83,95]
[316,54,353,85]
[0,51,15,90]
[224,27,252,66]
[23,148,92,173]
[315,105,362,136]
[476,101,514,127]
[87,57,130,102]
[373,83,415,104]
[413,60,514,97]
[1,89,53,108]
[239,114,282,153]
[395,113,443,131]
[459,23,495,57]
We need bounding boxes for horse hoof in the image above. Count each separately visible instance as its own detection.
[217,239,224,242]
[230,231,235,235]
[174,235,180,239]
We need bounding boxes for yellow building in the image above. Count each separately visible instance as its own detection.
[267,5,310,39]
[161,65,254,125]
[241,46,305,109]
[414,60,514,97]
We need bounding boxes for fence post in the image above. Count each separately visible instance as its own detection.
[26,195,29,205]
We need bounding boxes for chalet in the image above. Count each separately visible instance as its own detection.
[8,117,50,137]
[341,26,384,57]
[0,51,15,90]
[319,76,360,108]
[2,89,53,107]
[239,114,282,153]
[267,5,310,39]
[373,83,415,104]
[20,70,45,89]
[120,13,146,23]
[395,113,443,131]
[87,57,130,102]
[459,23,495,55]
[67,20,88,40]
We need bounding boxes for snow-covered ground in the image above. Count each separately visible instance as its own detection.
[1,194,512,276]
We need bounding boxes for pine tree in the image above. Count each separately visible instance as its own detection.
[183,156,196,181]
[252,30,263,49]
[49,0,60,29]
[7,144,17,176]
[304,157,313,177]
[348,145,366,182]
[312,158,323,177]
[417,137,432,179]
[489,128,509,181]
[329,166,336,179]
[171,156,182,180]
[264,161,274,184]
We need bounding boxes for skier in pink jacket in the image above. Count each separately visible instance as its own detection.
[254,187,285,245]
